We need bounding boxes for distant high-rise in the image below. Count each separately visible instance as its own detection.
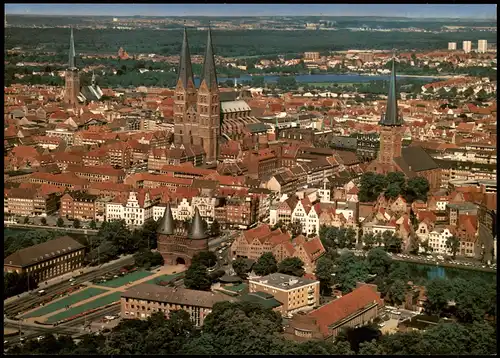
[463,41,472,54]
[448,42,457,50]
[478,40,488,53]
[64,28,80,106]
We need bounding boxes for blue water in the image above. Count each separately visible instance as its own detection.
[407,261,495,282]
[193,73,439,86]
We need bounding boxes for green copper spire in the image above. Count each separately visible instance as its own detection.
[69,27,76,69]
[200,26,218,90]
[379,55,403,126]
[177,27,195,88]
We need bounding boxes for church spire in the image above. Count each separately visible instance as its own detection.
[69,27,76,69]
[379,54,402,127]
[189,207,208,239]
[200,25,218,90]
[157,203,175,235]
[177,27,195,88]
[91,71,96,87]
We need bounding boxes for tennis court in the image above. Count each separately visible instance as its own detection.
[21,287,107,319]
[46,292,122,324]
[144,272,184,285]
[95,270,153,288]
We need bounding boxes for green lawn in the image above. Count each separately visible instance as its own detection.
[21,287,107,319]
[224,283,247,293]
[95,270,153,288]
[144,272,184,285]
[46,292,122,323]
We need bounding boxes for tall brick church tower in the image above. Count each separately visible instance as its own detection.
[64,28,80,107]
[374,56,403,173]
[173,27,220,163]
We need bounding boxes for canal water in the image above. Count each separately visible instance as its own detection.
[406,261,495,283]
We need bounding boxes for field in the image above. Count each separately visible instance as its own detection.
[46,292,122,324]
[223,283,247,293]
[144,272,184,286]
[21,287,107,319]
[95,270,153,288]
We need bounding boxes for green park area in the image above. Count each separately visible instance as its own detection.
[95,270,153,288]
[46,292,122,324]
[21,287,107,319]
[144,272,184,286]
[223,283,247,293]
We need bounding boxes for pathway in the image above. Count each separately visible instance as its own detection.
[30,264,185,324]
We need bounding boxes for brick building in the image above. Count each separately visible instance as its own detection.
[120,284,230,326]
[5,187,59,217]
[4,236,85,283]
[60,191,98,221]
[156,204,209,266]
[284,283,384,341]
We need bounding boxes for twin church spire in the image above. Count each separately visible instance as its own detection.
[178,26,218,91]
[379,53,403,127]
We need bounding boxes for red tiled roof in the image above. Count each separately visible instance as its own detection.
[308,284,383,338]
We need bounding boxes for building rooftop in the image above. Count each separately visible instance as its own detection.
[250,273,318,291]
[240,291,283,309]
[121,283,231,308]
[4,236,85,268]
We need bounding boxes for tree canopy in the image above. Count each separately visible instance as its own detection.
[253,252,278,276]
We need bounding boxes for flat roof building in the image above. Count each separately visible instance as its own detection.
[249,273,320,315]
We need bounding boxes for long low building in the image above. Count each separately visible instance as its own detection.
[120,283,232,327]
[284,283,384,341]
[4,236,85,283]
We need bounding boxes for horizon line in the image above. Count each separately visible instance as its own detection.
[4,13,497,20]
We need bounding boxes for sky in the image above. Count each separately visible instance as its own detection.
[3,4,497,19]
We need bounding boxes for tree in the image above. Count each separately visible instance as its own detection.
[73,218,81,229]
[232,257,249,278]
[387,279,408,306]
[383,232,403,253]
[278,257,305,277]
[191,251,217,268]
[445,235,460,259]
[40,217,47,225]
[315,256,335,295]
[424,278,454,317]
[287,220,303,237]
[359,172,388,202]
[334,252,370,294]
[253,252,278,276]
[23,216,30,224]
[385,182,402,199]
[4,271,37,299]
[420,239,433,254]
[210,219,221,237]
[404,176,430,202]
[184,262,212,291]
[89,220,97,230]
[56,217,65,227]
[362,233,377,251]
[366,247,392,276]
[133,250,164,270]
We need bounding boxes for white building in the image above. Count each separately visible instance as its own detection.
[191,196,216,225]
[105,191,154,227]
[448,42,457,50]
[463,41,472,53]
[478,40,488,53]
[428,227,454,255]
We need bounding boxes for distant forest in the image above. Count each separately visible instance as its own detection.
[5,27,497,58]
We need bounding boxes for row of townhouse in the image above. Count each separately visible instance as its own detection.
[269,195,358,236]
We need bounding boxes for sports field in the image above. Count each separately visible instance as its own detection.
[21,287,108,319]
[46,292,122,324]
[95,270,153,288]
[144,272,184,285]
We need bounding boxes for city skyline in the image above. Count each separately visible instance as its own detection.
[4,4,497,19]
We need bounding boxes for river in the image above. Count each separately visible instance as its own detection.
[193,73,441,86]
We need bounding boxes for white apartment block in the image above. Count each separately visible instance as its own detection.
[448,42,457,50]
[46,128,75,145]
[477,40,488,54]
[105,191,154,227]
[463,41,472,53]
